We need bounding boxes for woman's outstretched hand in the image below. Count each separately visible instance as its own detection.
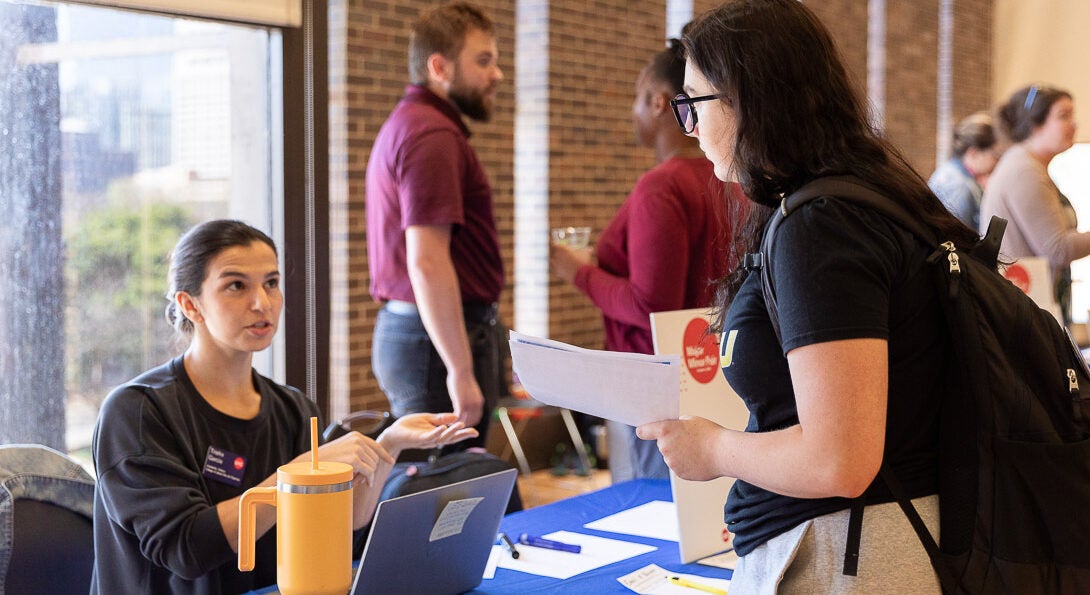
[378,412,479,458]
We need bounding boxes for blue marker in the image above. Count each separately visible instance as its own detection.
[517,533,582,554]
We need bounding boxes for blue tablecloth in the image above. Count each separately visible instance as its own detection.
[470,479,732,593]
[251,479,732,594]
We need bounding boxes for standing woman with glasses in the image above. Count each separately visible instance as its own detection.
[981,84,1082,324]
[638,0,978,591]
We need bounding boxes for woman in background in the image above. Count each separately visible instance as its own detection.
[980,84,1082,323]
[928,111,1000,229]
[91,219,475,593]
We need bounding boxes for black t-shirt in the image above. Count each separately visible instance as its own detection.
[722,196,946,556]
[92,356,319,594]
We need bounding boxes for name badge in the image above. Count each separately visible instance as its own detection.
[202,446,247,487]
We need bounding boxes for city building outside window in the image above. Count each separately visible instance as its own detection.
[0,1,282,463]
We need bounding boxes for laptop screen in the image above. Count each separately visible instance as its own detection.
[350,468,517,595]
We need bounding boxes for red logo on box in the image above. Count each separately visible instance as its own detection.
[683,318,719,384]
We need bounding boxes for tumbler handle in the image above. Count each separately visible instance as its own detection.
[238,486,277,571]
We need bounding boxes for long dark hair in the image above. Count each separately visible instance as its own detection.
[683,0,978,328]
[165,219,277,340]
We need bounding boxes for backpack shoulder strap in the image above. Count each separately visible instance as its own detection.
[759,175,939,343]
[781,176,938,244]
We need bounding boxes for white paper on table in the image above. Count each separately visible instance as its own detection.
[495,530,656,580]
[509,331,680,427]
[483,545,501,579]
[584,500,680,542]
[618,563,731,595]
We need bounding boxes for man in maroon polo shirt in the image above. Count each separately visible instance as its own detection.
[366,2,504,451]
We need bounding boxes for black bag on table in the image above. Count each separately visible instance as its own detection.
[325,413,523,558]
[380,449,523,515]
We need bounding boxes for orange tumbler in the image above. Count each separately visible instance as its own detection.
[239,419,354,595]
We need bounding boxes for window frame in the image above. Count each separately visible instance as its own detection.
[280,0,330,418]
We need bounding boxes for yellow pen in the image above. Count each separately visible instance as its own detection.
[667,575,728,595]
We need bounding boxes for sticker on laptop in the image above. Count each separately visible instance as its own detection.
[430,497,483,542]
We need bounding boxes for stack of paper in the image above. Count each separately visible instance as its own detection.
[508,331,680,427]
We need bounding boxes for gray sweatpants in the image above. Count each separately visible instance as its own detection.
[729,495,942,594]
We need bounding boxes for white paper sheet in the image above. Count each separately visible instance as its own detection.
[509,331,680,427]
[495,530,656,580]
[618,564,731,595]
[584,500,680,542]
[483,546,501,579]
[428,497,482,541]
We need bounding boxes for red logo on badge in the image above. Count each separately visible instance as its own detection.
[234,457,245,470]
[683,318,719,384]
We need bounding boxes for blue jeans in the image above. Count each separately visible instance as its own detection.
[372,302,503,451]
[625,424,671,479]
[0,444,95,587]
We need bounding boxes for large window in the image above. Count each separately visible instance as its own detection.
[0,1,283,460]
[1052,144,1090,323]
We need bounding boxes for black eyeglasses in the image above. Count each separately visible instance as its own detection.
[670,92,719,134]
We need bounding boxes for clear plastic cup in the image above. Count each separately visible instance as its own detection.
[550,226,591,249]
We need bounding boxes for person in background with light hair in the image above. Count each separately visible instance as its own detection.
[981,84,1081,324]
[928,111,1000,229]
[91,220,475,594]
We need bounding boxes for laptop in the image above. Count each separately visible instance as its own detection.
[350,467,518,595]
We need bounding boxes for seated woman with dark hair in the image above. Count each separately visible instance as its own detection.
[981,84,1083,323]
[91,219,477,594]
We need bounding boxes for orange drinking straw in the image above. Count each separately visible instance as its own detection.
[310,416,319,470]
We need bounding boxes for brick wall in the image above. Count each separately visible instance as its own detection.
[806,0,870,99]
[328,0,994,415]
[544,1,662,348]
[885,0,941,173]
[950,0,993,133]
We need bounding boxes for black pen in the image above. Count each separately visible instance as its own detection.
[499,532,520,559]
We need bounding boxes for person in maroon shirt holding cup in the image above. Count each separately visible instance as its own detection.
[551,39,748,479]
